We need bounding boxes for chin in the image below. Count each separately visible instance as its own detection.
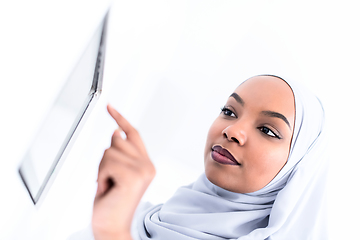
[205,165,239,193]
[204,164,257,194]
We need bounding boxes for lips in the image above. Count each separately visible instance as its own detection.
[211,145,240,165]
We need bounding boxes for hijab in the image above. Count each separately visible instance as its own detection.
[136,75,329,240]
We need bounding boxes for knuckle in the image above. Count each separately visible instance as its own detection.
[103,148,110,155]
[141,163,156,180]
[102,148,119,162]
[103,148,113,158]
[148,162,156,174]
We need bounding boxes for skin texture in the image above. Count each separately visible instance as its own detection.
[92,76,295,239]
[204,76,295,193]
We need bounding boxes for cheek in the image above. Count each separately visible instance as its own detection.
[205,119,223,148]
[248,142,289,177]
[204,119,225,165]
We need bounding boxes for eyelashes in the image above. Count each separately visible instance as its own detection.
[220,106,236,118]
[220,106,281,139]
[258,126,281,139]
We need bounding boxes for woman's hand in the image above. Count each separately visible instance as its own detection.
[92,104,156,240]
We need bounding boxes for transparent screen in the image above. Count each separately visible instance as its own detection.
[19,17,106,203]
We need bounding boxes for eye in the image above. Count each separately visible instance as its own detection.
[258,126,281,139]
[221,107,236,118]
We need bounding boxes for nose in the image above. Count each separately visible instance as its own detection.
[222,124,247,146]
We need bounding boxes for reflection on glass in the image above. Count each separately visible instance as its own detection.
[19,13,108,204]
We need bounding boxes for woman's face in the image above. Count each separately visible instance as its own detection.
[204,76,295,193]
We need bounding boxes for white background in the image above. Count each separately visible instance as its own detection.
[1,0,359,239]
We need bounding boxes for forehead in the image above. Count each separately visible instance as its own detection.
[232,76,295,122]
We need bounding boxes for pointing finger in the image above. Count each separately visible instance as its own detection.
[107,104,147,153]
[107,104,133,135]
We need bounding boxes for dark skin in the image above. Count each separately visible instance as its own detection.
[204,76,295,193]
[92,76,295,239]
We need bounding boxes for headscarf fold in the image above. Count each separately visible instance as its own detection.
[137,75,329,240]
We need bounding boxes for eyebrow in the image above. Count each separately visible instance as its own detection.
[230,92,291,129]
[261,111,291,129]
[230,93,244,106]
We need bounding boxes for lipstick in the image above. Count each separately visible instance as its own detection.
[211,145,240,165]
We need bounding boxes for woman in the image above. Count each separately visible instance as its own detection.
[92,75,329,239]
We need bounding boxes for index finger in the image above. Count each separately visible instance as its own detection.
[107,104,146,150]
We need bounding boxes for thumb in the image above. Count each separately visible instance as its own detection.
[111,128,126,148]
[113,128,122,138]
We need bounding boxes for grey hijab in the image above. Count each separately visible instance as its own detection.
[137,75,329,240]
